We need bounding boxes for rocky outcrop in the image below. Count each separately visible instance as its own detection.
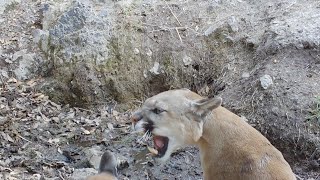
[32,0,320,107]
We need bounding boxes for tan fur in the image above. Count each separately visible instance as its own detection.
[86,173,117,180]
[132,89,296,180]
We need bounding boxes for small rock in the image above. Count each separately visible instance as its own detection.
[143,70,148,78]
[12,49,27,62]
[241,72,250,78]
[52,117,59,122]
[82,129,91,135]
[227,16,239,32]
[32,174,41,179]
[0,70,8,78]
[260,74,273,89]
[13,52,37,80]
[146,49,152,57]
[112,110,119,116]
[0,116,8,125]
[149,62,160,75]
[134,48,140,55]
[84,146,103,169]
[107,123,114,130]
[183,55,193,66]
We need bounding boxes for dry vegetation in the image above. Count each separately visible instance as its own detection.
[0,0,320,179]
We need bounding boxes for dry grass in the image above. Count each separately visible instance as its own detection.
[307,96,320,125]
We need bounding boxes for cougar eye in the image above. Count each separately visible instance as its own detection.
[152,108,164,114]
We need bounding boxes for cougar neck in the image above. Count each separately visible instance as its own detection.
[196,107,240,179]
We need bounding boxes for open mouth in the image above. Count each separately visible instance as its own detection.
[151,135,169,158]
[140,119,169,158]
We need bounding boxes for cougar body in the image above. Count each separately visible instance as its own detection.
[131,89,296,180]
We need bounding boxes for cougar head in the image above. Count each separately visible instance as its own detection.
[131,88,222,162]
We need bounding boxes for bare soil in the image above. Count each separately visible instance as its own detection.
[1,0,319,180]
[0,79,319,180]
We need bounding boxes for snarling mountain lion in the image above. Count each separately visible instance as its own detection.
[131,89,296,180]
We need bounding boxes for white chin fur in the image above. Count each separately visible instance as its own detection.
[155,138,180,163]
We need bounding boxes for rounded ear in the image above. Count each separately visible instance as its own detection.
[99,151,118,177]
[191,97,222,117]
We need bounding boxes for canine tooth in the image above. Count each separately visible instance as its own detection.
[147,146,158,155]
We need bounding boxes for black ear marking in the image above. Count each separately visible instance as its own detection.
[99,151,118,177]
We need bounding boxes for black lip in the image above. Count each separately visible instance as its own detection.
[155,136,169,158]
[143,119,154,132]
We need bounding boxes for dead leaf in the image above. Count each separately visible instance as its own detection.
[82,128,91,135]
[66,112,75,119]
[39,111,50,122]
[48,138,60,144]
[107,123,114,130]
[52,117,59,122]
[49,101,61,110]
[26,79,37,87]
[0,116,8,125]
[32,93,43,98]
[4,59,13,64]
[112,110,119,116]
[0,132,14,143]
[7,78,17,83]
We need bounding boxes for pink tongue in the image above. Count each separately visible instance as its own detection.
[154,136,164,149]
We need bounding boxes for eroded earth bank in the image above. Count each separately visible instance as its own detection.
[0,0,319,179]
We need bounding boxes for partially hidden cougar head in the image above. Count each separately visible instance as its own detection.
[131,88,222,162]
[86,151,118,180]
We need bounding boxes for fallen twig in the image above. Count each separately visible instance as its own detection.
[58,170,65,180]
[175,28,183,43]
[165,1,182,26]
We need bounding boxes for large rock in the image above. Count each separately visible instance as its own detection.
[12,49,39,80]
[0,0,318,177]
[36,1,122,106]
[0,0,21,14]
[35,0,320,107]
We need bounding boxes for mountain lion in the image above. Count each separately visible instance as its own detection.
[131,89,296,180]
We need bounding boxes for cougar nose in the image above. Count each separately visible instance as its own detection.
[130,111,143,124]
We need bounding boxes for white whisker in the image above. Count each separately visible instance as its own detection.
[136,130,153,145]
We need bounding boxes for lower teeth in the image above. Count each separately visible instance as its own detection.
[147,146,158,155]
